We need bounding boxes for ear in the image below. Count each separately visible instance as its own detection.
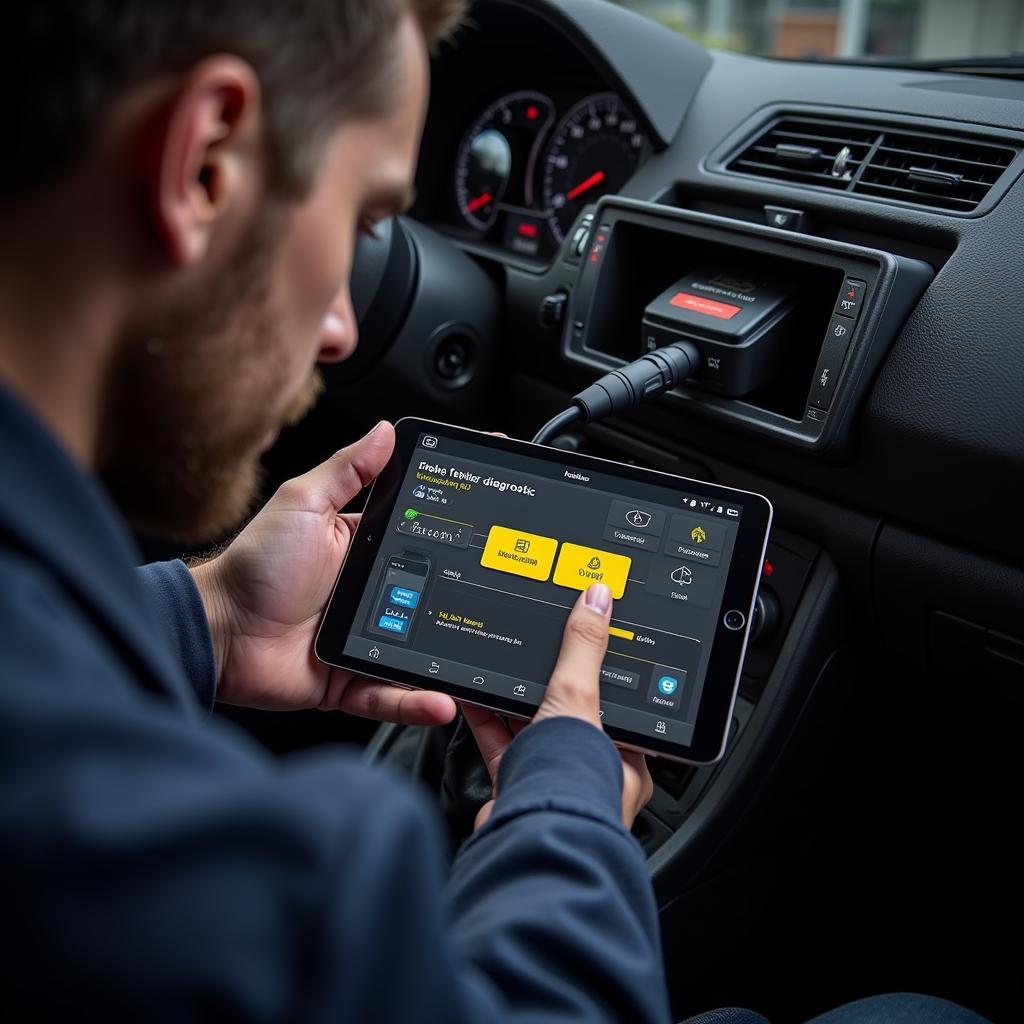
[146,56,263,267]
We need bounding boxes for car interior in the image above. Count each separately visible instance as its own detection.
[141,1,1023,1020]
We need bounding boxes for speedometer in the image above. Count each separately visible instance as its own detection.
[455,90,554,231]
[541,93,650,242]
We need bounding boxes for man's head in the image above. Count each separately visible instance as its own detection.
[1,0,464,542]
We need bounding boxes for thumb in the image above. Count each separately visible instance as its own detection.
[298,420,395,513]
[535,584,612,729]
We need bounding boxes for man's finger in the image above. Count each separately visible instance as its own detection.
[338,677,457,726]
[620,749,654,827]
[474,799,496,831]
[462,705,513,786]
[294,421,396,514]
[536,584,612,728]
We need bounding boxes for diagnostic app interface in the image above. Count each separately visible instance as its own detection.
[343,433,744,745]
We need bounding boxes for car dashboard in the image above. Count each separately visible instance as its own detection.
[403,0,1024,570]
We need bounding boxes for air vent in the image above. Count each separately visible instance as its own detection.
[727,116,1019,213]
[855,131,1016,212]
[729,118,879,190]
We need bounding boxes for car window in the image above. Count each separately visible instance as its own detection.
[615,0,1024,63]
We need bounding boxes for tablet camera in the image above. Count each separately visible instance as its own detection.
[723,610,746,631]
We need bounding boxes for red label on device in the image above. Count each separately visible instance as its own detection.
[669,291,742,320]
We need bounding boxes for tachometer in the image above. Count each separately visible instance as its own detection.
[540,93,650,242]
[455,91,554,231]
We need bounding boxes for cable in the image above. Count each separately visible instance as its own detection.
[531,406,583,445]
[531,339,701,446]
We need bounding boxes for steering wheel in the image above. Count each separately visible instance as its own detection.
[330,217,505,840]
[319,216,504,428]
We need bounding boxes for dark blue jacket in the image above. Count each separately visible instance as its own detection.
[0,383,669,1022]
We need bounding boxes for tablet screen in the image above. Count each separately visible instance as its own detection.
[329,423,766,757]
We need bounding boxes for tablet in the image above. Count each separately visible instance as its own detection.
[316,418,772,764]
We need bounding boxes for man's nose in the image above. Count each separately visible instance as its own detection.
[318,288,358,364]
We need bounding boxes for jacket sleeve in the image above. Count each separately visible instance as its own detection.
[136,559,217,710]
[4,560,668,1022]
[447,717,671,1024]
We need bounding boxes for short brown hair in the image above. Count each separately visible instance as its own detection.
[2,0,465,201]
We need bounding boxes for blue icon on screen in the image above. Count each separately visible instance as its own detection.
[657,675,679,696]
[377,615,409,635]
[389,586,419,608]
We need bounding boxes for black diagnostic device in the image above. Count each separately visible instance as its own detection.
[642,265,794,396]
[316,419,772,765]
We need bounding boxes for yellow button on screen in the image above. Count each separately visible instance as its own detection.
[480,526,558,582]
[553,543,632,600]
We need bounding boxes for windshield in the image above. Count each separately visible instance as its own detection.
[615,0,1024,64]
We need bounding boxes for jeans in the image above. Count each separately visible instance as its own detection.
[681,993,992,1024]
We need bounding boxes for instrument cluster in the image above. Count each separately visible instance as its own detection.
[451,89,651,260]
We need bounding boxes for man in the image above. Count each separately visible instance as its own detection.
[0,1,660,1020]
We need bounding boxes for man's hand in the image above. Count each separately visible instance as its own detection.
[463,584,653,830]
[190,421,457,726]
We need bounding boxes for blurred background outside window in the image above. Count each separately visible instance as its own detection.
[615,0,1024,61]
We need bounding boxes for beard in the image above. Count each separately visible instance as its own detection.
[100,213,325,544]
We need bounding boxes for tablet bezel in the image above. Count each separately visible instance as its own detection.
[316,417,772,764]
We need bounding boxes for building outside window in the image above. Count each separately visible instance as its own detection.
[616,0,1024,61]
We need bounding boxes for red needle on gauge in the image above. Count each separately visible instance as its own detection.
[465,191,493,214]
[566,170,606,201]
